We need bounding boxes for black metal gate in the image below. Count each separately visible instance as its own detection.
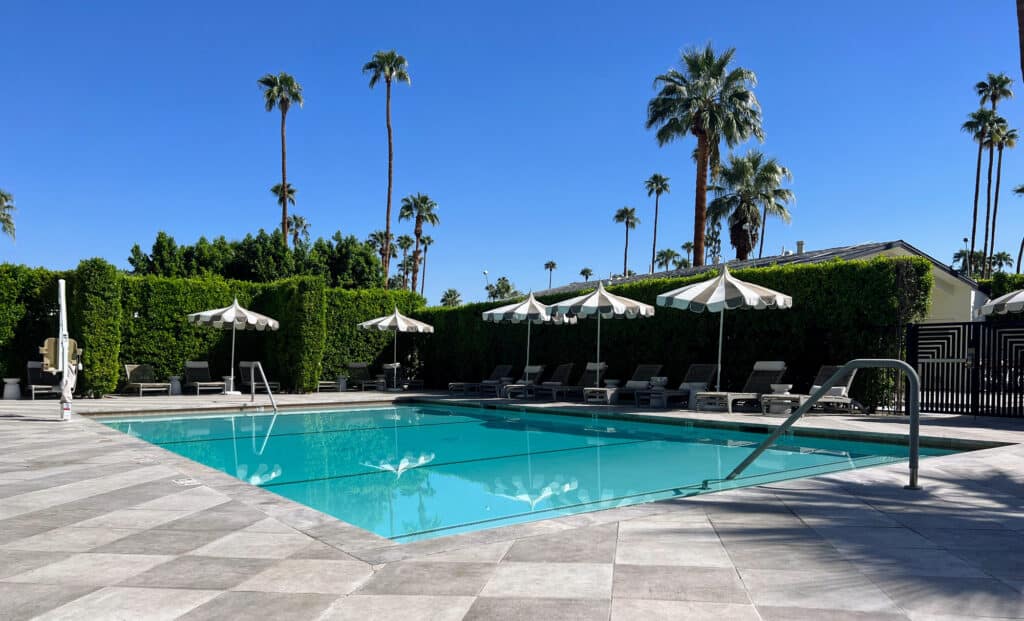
[907,321,1024,417]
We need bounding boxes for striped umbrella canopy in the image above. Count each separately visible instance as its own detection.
[482,293,576,368]
[358,308,435,365]
[187,299,280,393]
[552,283,655,385]
[980,289,1024,316]
[657,266,791,390]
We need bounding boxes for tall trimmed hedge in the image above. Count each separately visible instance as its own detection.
[321,288,426,379]
[978,272,1024,298]
[0,265,64,378]
[69,259,124,396]
[254,276,327,392]
[414,258,933,408]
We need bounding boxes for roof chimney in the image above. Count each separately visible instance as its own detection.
[796,240,805,255]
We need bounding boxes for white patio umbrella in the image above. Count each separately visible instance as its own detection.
[187,299,280,393]
[552,282,655,386]
[980,289,1024,316]
[482,293,576,368]
[358,308,435,388]
[656,265,792,391]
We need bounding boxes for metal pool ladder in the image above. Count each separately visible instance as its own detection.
[248,361,279,414]
[711,359,922,491]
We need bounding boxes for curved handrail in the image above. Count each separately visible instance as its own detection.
[718,359,922,490]
[249,361,279,414]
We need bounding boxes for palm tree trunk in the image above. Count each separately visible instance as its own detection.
[548,270,552,289]
[623,225,629,276]
[420,247,427,296]
[1018,237,1024,274]
[383,79,395,287]
[650,194,659,274]
[990,146,1006,269]
[280,108,289,247]
[401,249,408,288]
[758,205,768,258]
[411,220,422,293]
[970,135,984,271]
[982,143,996,277]
[693,133,709,267]
[1018,0,1024,85]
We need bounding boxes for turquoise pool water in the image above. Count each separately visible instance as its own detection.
[102,405,955,542]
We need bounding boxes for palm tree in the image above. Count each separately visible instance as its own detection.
[269,182,297,234]
[707,150,792,261]
[963,108,1000,264]
[419,235,433,295]
[672,256,691,270]
[544,261,557,288]
[988,126,1018,273]
[288,214,310,246]
[981,115,1009,277]
[258,72,303,245]
[398,193,439,293]
[991,251,1014,273]
[579,267,593,282]
[613,207,640,276]
[681,241,694,264]
[396,235,414,288]
[644,173,670,273]
[655,248,680,270]
[953,249,985,277]
[440,288,462,307]
[363,50,411,284]
[646,44,763,268]
[0,189,15,241]
[367,230,396,265]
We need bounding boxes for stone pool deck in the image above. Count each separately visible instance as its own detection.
[0,392,1022,620]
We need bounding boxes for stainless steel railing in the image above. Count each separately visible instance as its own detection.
[713,359,922,490]
[248,361,279,414]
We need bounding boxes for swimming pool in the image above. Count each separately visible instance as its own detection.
[102,404,956,542]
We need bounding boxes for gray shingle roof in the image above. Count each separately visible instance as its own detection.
[533,240,975,297]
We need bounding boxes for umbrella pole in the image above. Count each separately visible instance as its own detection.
[596,313,601,387]
[229,323,237,393]
[526,321,532,369]
[716,311,724,391]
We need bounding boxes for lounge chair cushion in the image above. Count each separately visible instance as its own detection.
[624,380,648,390]
[811,385,848,397]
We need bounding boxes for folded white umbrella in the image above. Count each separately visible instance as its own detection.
[657,265,791,391]
[980,289,1024,316]
[358,307,435,366]
[552,282,654,386]
[187,299,280,392]
[482,293,576,368]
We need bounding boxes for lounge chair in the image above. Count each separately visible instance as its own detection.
[634,363,719,408]
[583,363,663,405]
[395,365,424,391]
[122,364,171,396]
[534,362,606,401]
[490,364,544,398]
[508,363,573,399]
[760,365,863,415]
[693,361,786,413]
[347,362,386,391]
[26,361,61,400]
[183,361,226,395]
[238,361,281,394]
[448,364,513,395]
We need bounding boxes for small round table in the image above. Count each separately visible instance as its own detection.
[169,376,182,396]
[3,378,20,400]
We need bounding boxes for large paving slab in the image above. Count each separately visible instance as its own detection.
[0,391,1022,619]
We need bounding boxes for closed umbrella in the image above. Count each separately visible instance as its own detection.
[980,289,1024,315]
[187,299,279,393]
[656,265,791,391]
[358,308,434,388]
[482,293,576,368]
[552,282,655,386]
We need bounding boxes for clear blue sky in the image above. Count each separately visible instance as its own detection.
[2,1,1021,304]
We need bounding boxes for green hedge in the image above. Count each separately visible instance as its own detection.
[69,259,124,396]
[977,272,1024,298]
[321,288,426,379]
[0,265,64,378]
[414,258,933,409]
[254,276,327,392]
